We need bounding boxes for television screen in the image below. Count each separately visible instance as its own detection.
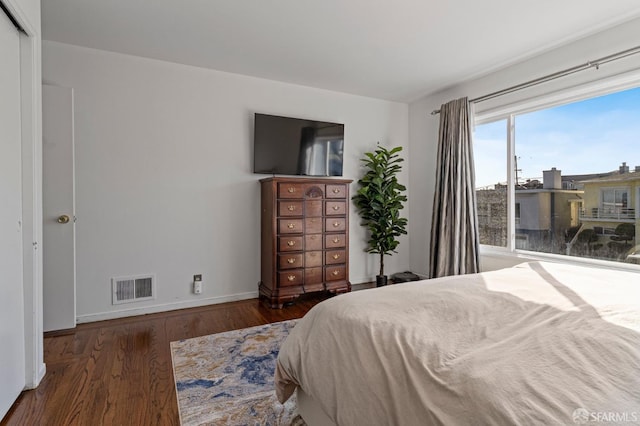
[253,113,344,176]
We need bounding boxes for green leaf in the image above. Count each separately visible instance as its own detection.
[352,145,408,274]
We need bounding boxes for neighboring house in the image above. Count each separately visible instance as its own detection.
[514,168,583,253]
[477,163,640,262]
[476,168,584,253]
[577,163,640,260]
[476,184,508,247]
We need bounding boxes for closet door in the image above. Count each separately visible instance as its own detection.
[0,8,26,419]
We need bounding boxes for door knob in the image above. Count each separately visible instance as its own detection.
[57,215,70,224]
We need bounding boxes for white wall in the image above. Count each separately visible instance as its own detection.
[42,41,410,322]
[409,17,640,274]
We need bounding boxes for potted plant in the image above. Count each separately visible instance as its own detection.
[352,144,408,286]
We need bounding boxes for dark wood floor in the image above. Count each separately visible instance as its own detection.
[1,295,326,426]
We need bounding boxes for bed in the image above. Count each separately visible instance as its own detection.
[275,261,640,425]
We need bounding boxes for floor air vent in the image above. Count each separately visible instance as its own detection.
[112,275,155,305]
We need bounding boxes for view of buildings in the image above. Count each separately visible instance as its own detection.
[476,162,640,264]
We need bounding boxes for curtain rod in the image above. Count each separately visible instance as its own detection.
[430,45,640,115]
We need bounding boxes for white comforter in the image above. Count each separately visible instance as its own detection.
[275,261,640,425]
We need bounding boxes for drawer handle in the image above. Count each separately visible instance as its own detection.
[332,237,340,243]
[332,254,341,260]
[332,188,341,194]
[287,275,296,282]
[310,235,317,240]
[288,205,296,211]
[287,223,295,229]
[332,205,340,211]
[333,222,340,227]
[287,258,296,264]
[287,187,295,193]
[287,240,296,247]
[331,270,340,276]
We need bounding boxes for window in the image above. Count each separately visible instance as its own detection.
[601,188,629,217]
[474,85,640,265]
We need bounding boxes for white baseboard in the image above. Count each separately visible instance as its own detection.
[24,362,46,390]
[352,281,375,291]
[75,277,413,324]
[76,291,259,324]
[37,363,46,385]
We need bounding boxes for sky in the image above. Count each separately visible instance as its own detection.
[474,86,640,188]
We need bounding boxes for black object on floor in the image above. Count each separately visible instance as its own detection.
[390,271,420,283]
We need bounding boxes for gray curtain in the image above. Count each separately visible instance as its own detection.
[429,97,480,278]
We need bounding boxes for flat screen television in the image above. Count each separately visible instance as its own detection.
[253,113,344,176]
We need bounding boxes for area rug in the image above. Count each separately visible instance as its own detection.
[170,320,305,426]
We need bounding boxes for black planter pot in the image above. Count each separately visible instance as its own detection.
[376,275,388,287]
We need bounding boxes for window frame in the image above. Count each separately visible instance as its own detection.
[600,187,630,216]
[473,71,640,271]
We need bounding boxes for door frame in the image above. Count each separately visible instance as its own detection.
[2,0,45,388]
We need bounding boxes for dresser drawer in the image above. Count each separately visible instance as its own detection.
[326,218,346,232]
[325,233,346,248]
[279,219,303,234]
[305,184,325,199]
[326,250,346,265]
[305,234,323,251]
[305,217,323,233]
[305,267,323,285]
[278,201,303,217]
[278,253,304,269]
[278,270,303,287]
[325,265,346,281]
[326,201,346,216]
[278,183,304,199]
[278,236,303,252]
[305,200,323,217]
[305,251,323,268]
[326,184,347,199]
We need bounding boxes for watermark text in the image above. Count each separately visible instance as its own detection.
[573,408,638,424]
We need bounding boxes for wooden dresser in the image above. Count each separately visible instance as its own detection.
[259,177,352,308]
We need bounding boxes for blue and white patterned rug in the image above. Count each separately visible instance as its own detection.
[171,320,304,425]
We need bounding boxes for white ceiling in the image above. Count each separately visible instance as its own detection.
[41,1,640,102]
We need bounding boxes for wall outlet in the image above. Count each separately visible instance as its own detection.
[193,275,203,294]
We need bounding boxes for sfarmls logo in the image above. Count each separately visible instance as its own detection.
[573,408,639,424]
